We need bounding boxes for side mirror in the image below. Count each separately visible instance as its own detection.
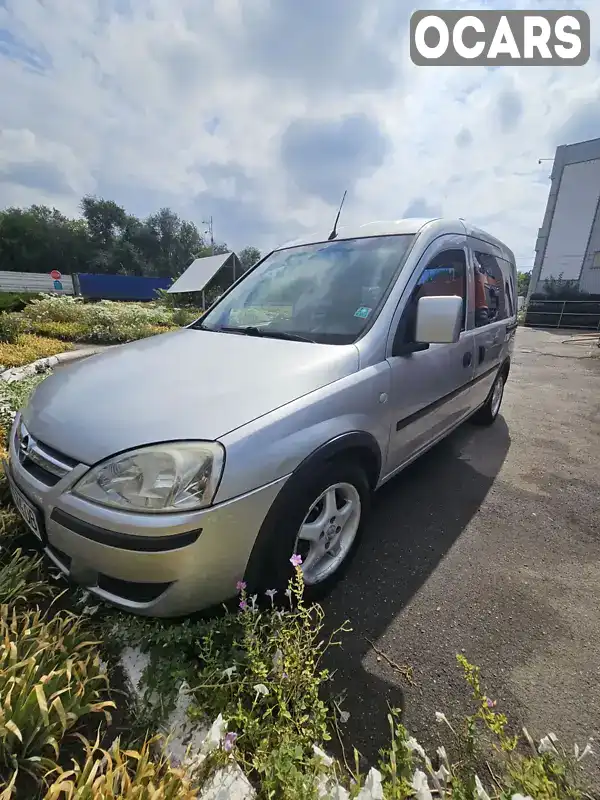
[414,295,462,345]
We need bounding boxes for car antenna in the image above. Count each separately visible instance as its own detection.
[328,189,347,241]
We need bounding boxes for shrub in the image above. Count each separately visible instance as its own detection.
[171,307,200,327]
[0,549,50,605]
[0,372,48,460]
[0,293,41,314]
[21,296,173,327]
[42,733,198,799]
[0,505,28,545]
[0,607,115,782]
[25,320,174,345]
[0,334,72,369]
[19,296,186,344]
[0,315,21,345]
[111,561,350,797]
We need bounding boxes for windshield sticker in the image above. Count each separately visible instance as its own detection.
[354,306,372,319]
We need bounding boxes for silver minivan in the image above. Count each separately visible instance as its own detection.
[7,218,517,617]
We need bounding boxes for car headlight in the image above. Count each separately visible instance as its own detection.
[72,442,225,513]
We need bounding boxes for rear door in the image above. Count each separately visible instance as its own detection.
[467,239,513,408]
[384,235,476,475]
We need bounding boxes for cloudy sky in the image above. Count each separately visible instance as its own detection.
[1,0,599,269]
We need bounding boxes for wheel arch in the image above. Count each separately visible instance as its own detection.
[243,431,381,589]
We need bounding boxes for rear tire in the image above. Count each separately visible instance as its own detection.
[245,459,370,601]
[471,370,505,426]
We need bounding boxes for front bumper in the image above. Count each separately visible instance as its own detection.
[7,415,287,617]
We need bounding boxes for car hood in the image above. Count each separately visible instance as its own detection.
[22,328,359,465]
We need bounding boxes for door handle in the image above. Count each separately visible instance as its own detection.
[462,351,472,367]
[478,345,486,364]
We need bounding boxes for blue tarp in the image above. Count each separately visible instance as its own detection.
[77,274,172,301]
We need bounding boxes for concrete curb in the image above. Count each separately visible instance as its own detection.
[0,346,109,384]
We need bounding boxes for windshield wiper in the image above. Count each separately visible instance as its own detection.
[215,326,315,343]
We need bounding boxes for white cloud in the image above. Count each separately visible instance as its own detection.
[0,0,599,267]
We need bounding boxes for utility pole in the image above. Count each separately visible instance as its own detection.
[202,216,214,255]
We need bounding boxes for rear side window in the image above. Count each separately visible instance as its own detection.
[498,257,517,317]
[473,251,507,327]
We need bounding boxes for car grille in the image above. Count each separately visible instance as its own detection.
[14,420,79,486]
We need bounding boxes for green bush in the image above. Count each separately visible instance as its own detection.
[21,295,173,327]
[0,549,50,605]
[171,307,200,327]
[42,733,198,799]
[0,607,115,783]
[0,314,21,345]
[0,333,71,370]
[0,293,41,314]
[24,319,173,345]
[19,296,200,344]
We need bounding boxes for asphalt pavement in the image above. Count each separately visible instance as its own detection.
[324,327,600,776]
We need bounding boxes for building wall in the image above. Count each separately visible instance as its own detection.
[529,137,600,299]
[579,198,600,294]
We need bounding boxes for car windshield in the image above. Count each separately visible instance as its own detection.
[197,234,415,345]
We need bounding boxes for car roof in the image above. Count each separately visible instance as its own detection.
[275,217,515,263]
[276,218,438,249]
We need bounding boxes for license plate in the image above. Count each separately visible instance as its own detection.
[9,478,42,541]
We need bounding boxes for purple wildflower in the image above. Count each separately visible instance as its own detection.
[290,554,303,567]
[239,599,248,611]
[236,580,247,593]
[223,731,238,753]
[486,698,497,709]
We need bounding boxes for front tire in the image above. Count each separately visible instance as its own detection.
[245,459,370,600]
[472,370,505,426]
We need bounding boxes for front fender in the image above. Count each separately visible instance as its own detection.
[215,362,391,503]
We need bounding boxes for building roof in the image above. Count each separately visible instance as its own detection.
[168,252,239,294]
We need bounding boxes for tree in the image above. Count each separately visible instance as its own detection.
[517,271,531,297]
[238,246,262,273]
[0,205,91,273]
[0,194,259,281]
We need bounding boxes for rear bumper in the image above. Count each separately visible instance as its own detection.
[7,415,287,617]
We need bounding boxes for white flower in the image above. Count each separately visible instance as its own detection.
[201,714,227,755]
[436,745,448,764]
[329,786,350,800]
[253,683,269,698]
[435,711,451,726]
[575,738,594,761]
[511,795,534,800]
[222,666,236,679]
[474,775,491,800]
[410,769,432,800]
[406,736,427,760]
[313,744,334,767]
[250,594,258,611]
[538,734,559,755]
[434,763,451,784]
[356,768,383,800]
[340,710,350,724]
